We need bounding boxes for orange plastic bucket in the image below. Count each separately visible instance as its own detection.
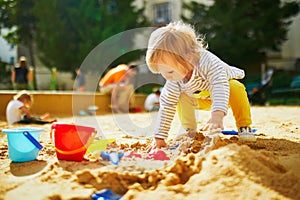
[51,123,96,161]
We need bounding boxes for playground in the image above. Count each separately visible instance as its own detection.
[0,106,299,199]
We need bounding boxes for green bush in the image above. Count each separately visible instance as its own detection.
[0,61,11,83]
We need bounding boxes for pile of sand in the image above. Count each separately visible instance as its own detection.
[0,106,299,200]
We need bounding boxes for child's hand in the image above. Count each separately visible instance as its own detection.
[146,138,167,152]
[200,110,225,131]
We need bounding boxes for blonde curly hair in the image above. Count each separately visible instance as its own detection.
[146,21,207,74]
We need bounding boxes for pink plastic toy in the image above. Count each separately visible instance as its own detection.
[124,150,142,158]
[146,149,170,161]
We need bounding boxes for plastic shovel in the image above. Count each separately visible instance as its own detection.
[221,128,257,135]
[86,138,115,154]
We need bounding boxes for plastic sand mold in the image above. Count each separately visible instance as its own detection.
[146,149,170,161]
[124,150,142,158]
[101,151,124,165]
[92,189,122,200]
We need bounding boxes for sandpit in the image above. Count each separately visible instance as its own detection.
[0,106,299,200]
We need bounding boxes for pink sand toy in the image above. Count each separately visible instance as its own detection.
[146,149,170,161]
[124,150,142,158]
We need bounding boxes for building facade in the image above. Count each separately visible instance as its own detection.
[0,29,17,64]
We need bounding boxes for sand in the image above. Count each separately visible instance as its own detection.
[0,106,300,200]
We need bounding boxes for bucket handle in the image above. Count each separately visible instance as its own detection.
[54,130,97,155]
[23,131,43,150]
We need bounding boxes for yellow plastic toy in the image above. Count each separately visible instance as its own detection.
[86,138,115,154]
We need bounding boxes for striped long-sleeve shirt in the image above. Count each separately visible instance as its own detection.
[155,49,245,139]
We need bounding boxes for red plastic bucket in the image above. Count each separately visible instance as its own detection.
[51,123,96,161]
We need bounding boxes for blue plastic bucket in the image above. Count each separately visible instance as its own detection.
[2,127,44,162]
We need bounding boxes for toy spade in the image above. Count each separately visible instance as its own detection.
[222,128,257,135]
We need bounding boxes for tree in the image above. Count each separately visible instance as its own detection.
[0,0,14,29]
[1,0,149,73]
[33,0,149,72]
[0,0,37,89]
[183,0,300,69]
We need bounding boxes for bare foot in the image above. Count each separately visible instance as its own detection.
[40,113,50,120]
[49,118,58,123]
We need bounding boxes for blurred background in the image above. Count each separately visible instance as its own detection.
[0,0,299,105]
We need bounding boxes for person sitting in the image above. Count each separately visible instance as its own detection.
[6,90,57,125]
[144,87,161,112]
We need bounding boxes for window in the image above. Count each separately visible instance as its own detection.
[153,3,171,25]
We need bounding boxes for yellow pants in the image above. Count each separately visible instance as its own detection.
[177,80,252,130]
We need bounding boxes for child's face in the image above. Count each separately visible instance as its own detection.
[20,98,31,108]
[156,56,187,82]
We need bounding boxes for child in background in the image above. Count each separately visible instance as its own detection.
[111,81,136,113]
[99,64,137,94]
[144,87,161,112]
[108,65,139,113]
[145,21,256,151]
[6,90,57,125]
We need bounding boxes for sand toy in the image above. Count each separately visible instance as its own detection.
[51,123,96,161]
[222,128,257,135]
[146,149,170,161]
[2,127,44,162]
[92,189,122,200]
[100,151,124,165]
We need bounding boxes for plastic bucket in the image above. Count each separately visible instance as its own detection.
[51,123,96,161]
[2,127,44,162]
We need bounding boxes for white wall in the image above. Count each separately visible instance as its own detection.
[282,13,300,58]
[0,29,17,64]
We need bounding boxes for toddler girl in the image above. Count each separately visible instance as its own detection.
[146,21,256,150]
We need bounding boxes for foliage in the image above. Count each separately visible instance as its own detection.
[0,61,11,83]
[136,83,163,94]
[183,0,300,68]
[0,0,38,88]
[33,0,149,72]
[0,0,35,45]
[0,0,36,57]
[0,0,149,72]
[0,0,15,30]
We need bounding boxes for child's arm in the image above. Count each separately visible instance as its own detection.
[147,81,180,151]
[19,106,32,118]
